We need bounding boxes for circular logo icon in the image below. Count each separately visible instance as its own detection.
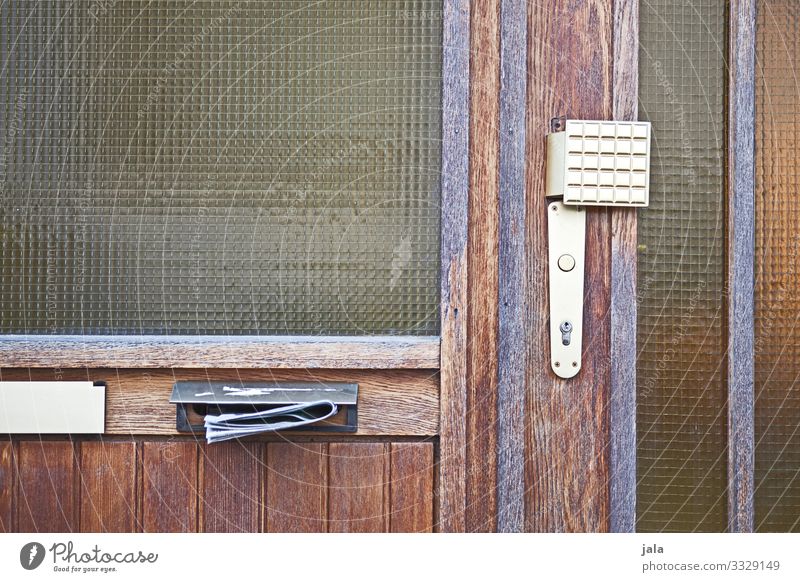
[20,542,46,570]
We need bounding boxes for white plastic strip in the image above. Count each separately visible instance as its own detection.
[0,382,105,434]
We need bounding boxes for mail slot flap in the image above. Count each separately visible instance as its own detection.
[170,381,358,406]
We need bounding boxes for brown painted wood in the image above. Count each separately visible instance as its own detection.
[265,443,328,532]
[389,443,434,532]
[141,442,198,532]
[0,442,14,532]
[17,441,78,532]
[79,441,137,532]
[0,335,440,369]
[0,368,438,436]
[609,0,639,533]
[525,0,613,531]
[466,0,501,533]
[200,442,262,532]
[328,443,388,532]
[497,0,528,533]
[728,0,756,534]
[439,0,471,534]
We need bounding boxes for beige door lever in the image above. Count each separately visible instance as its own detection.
[545,119,652,378]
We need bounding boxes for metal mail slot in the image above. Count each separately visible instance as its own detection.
[0,381,106,434]
[170,381,358,436]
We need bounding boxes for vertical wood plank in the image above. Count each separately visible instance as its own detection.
[728,0,756,534]
[609,0,639,533]
[141,441,198,532]
[79,441,137,532]
[200,442,262,533]
[328,443,387,533]
[389,443,435,532]
[0,442,14,532]
[265,443,327,533]
[466,0,501,534]
[439,0,471,533]
[526,0,613,531]
[496,0,528,533]
[17,441,78,532]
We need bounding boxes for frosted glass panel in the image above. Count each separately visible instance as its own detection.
[755,0,800,532]
[637,0,727,532]
[0,0,442,335]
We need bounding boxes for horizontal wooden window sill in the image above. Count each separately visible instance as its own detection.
[0,335,441,369]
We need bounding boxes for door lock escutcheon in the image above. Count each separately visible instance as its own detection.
[546,119,652,378]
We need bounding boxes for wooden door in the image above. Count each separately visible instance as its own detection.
[0,0,445,534]
[0,0,641,534]
[454,0,638,532]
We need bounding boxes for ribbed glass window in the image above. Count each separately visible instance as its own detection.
[637,0,728,532]
[0,1,442,335]
[754,0,800,532]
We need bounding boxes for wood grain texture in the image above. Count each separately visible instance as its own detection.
[0,442,13,532]
[0,368,439,436]
[526,0,613,531]
[17,441,78,532]
[496,0,528,533]
[328,443,388,532]
[265,443,328,532]
[609,0,639,533]
[390,443,434,532]
[141,442,198,532]
[200,442,262,532]
[79,441,137,532]
[727,0,756,534]
[2,438,434,533]
[466,0,501,533]
[0,335,440,369]
[439,0,471,533]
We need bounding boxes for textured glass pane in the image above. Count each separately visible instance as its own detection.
[0,1,441,335]
[755,0,800,532]
[637,0,727,531]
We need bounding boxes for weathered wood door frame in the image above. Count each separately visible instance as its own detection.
[443,0,758,533]
[443,0,632,533]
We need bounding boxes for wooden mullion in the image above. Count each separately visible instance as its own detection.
[496,0,528,533]
[465,0,501,533]
[727,0,757,534]
[609,0,640,533]
[438,0,471,533]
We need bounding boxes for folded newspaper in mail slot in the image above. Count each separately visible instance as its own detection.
[170,381,358,442]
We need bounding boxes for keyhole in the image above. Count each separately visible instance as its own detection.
[560,321,573,346]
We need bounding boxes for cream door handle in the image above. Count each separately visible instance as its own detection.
[545,119,652,378]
